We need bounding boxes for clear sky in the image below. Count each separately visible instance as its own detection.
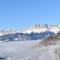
[0,0,60,29]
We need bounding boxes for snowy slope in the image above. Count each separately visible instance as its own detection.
[0,38,60,60]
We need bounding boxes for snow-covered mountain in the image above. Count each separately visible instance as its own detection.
[0,24,60,41]
[0,24,60,35]
[22,24,60,33]
[0,24,60,60]
[0,29,18,36]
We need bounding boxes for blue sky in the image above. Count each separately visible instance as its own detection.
[0,0,60,29]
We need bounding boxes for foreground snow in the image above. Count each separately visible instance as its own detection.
[0,40,60,60]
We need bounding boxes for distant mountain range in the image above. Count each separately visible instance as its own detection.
[0,24,60,41]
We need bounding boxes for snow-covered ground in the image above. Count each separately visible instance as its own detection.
[0,40,60,60]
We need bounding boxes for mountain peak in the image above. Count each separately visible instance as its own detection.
[32,24,48,28]
[22,24,60,34]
